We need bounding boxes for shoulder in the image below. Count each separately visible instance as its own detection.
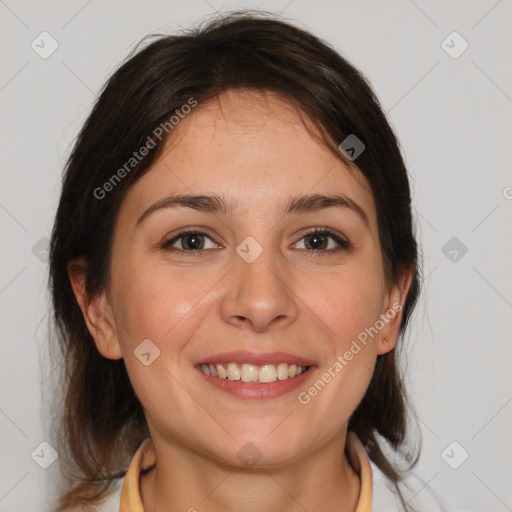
[370,460,447,512]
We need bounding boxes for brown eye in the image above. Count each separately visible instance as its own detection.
[293,228,351,253]
[161,230,219,255]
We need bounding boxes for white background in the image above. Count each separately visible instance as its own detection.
[0,1,511,511]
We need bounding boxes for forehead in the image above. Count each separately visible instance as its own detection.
[119,89,376,226]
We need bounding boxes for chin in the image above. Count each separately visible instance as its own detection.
[206,429,309,469]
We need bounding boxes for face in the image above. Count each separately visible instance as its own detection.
[75,89,409,468]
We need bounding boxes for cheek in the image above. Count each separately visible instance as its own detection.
[112,262,219,358]
[295,263,383,419]
[301,265,384,355]
[112,265,222,429]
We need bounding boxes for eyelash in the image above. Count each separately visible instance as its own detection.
[160,227,351,257]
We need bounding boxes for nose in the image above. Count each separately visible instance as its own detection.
[220,245,299,333]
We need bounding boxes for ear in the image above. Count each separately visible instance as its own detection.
[67,257,123,360]
[376,267,413,356]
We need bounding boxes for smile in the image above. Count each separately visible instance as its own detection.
[199,362,309,382]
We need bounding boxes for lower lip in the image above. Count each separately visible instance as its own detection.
[195,366,317,399]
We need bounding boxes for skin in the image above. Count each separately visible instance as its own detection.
[69,89,412,512]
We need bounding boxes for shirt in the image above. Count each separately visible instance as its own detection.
[88,432,446,512]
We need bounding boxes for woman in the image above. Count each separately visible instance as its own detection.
[48,10,445,512]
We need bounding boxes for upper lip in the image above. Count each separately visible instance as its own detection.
[195,351,316,367]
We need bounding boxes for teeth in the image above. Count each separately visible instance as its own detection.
[276,363,288,380]
[227,362,240,381]
[200,362,308,382]
[259,364,277,383]
[240,364,259,382]
[216,364,227,379]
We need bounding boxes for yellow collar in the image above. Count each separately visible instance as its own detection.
[119,431,372,511]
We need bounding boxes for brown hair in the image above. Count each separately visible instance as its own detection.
[48,10,421,510]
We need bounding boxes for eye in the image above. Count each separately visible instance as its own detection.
[161,229,220,256]
[293,228,351,254]
[161,226,351,257]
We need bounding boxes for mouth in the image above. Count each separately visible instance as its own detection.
[194,352,317,399]
[198,362,309,382]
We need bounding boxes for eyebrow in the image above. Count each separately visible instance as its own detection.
[135,192,370,228]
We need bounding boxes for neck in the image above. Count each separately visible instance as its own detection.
[140,430,361,512]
